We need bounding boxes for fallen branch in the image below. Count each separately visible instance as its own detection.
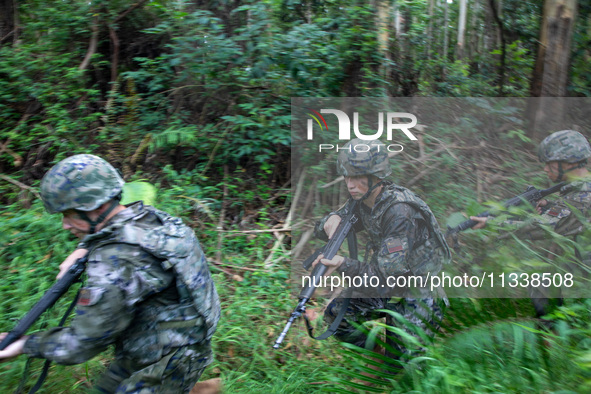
[221,228,292,235]
[0,139,23,167]
[404,143,457,165]
[263,170,304,268]
[216,165,229,262]
[263,225,292,268]
[320,175,344,189]
[0,174,41,199]
[292,228,314,261]
[208,259,261,272]
[405,163,438,187]
[130,133,152,166]
[208,263,234,277]
[0,28,16,44]
[426,136,459,161]
[417,134,425,160]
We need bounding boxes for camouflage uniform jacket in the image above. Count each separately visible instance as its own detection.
[315,183,450,295]
[509,177,591,265]
[23,202,220,366]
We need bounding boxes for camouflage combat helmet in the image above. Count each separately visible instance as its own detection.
[337,138,392,179]
[538,130,591,163]
[40,154,124,214]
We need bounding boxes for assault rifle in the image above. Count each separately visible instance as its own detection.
[0,254,87,351]
[447,182,567,236]
[273,200,358,349]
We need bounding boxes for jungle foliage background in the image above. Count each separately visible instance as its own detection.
[1,0,591,392]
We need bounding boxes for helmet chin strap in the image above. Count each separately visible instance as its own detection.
[556,162,565,182]
[359,176,384,202]
[556,160,586,182]
[76,200,120,234]
[574,159,588,170]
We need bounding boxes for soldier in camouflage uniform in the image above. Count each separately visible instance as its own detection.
[311,139,450,359]
[0,154,220,393]
[471,130,591,316]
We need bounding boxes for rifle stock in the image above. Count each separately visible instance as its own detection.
[0,254,87,350]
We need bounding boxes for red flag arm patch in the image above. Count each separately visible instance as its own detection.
[384,237,405,254]
[77,287,106,307]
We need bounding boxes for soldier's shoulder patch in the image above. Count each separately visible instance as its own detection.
[546,205,570,218]
[384,237,405,254]
[77,287,106,307]
[546,206,560,216]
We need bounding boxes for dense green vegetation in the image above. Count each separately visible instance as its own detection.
[1,0,591,393]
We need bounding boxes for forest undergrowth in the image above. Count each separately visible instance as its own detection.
[1,1,591,391]
[1,125,590,393]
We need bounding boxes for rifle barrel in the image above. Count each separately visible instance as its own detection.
[448,182,566,235]
[272,298,307,349]
[273,199,358,349]
[0,256,87,350]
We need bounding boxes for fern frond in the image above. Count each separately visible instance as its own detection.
[329,298,589,393]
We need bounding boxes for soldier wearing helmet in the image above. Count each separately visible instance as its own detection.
[471,130,591,316]
[39,154,126,239]
[0,154,220,393]
[311,139,450,362]
[537,129,591,183]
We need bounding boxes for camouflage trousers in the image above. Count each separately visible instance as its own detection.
[89,342,213,394]
[324,297,445,360]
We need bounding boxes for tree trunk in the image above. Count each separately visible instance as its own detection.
[443,0,449,61]
[376,0,391,78]
[456,0,467,59]
[528,0,577,140]
[483,0,496,55]
[469,0,481,63]
[489,0,506,95]
[426,0,435,59]
[0,0,15,45]
[394,3,402,38]
[496,0,503,47]
[539,0,577,97]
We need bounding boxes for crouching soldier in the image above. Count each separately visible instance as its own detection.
[312,139,450,362]
[0,154,220,393]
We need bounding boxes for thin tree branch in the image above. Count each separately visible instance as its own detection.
[0,28,16,43]
[113,0,150,24]
[79,16,99,71]
[0,174,41,199]
[216,165,229,262]
[221,228,293,234]
[320,175,344,189]
[109,25,119,82]
[0,139,23,167]
[489,0,506,95]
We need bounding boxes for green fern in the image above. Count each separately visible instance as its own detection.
[329,299,590,393]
